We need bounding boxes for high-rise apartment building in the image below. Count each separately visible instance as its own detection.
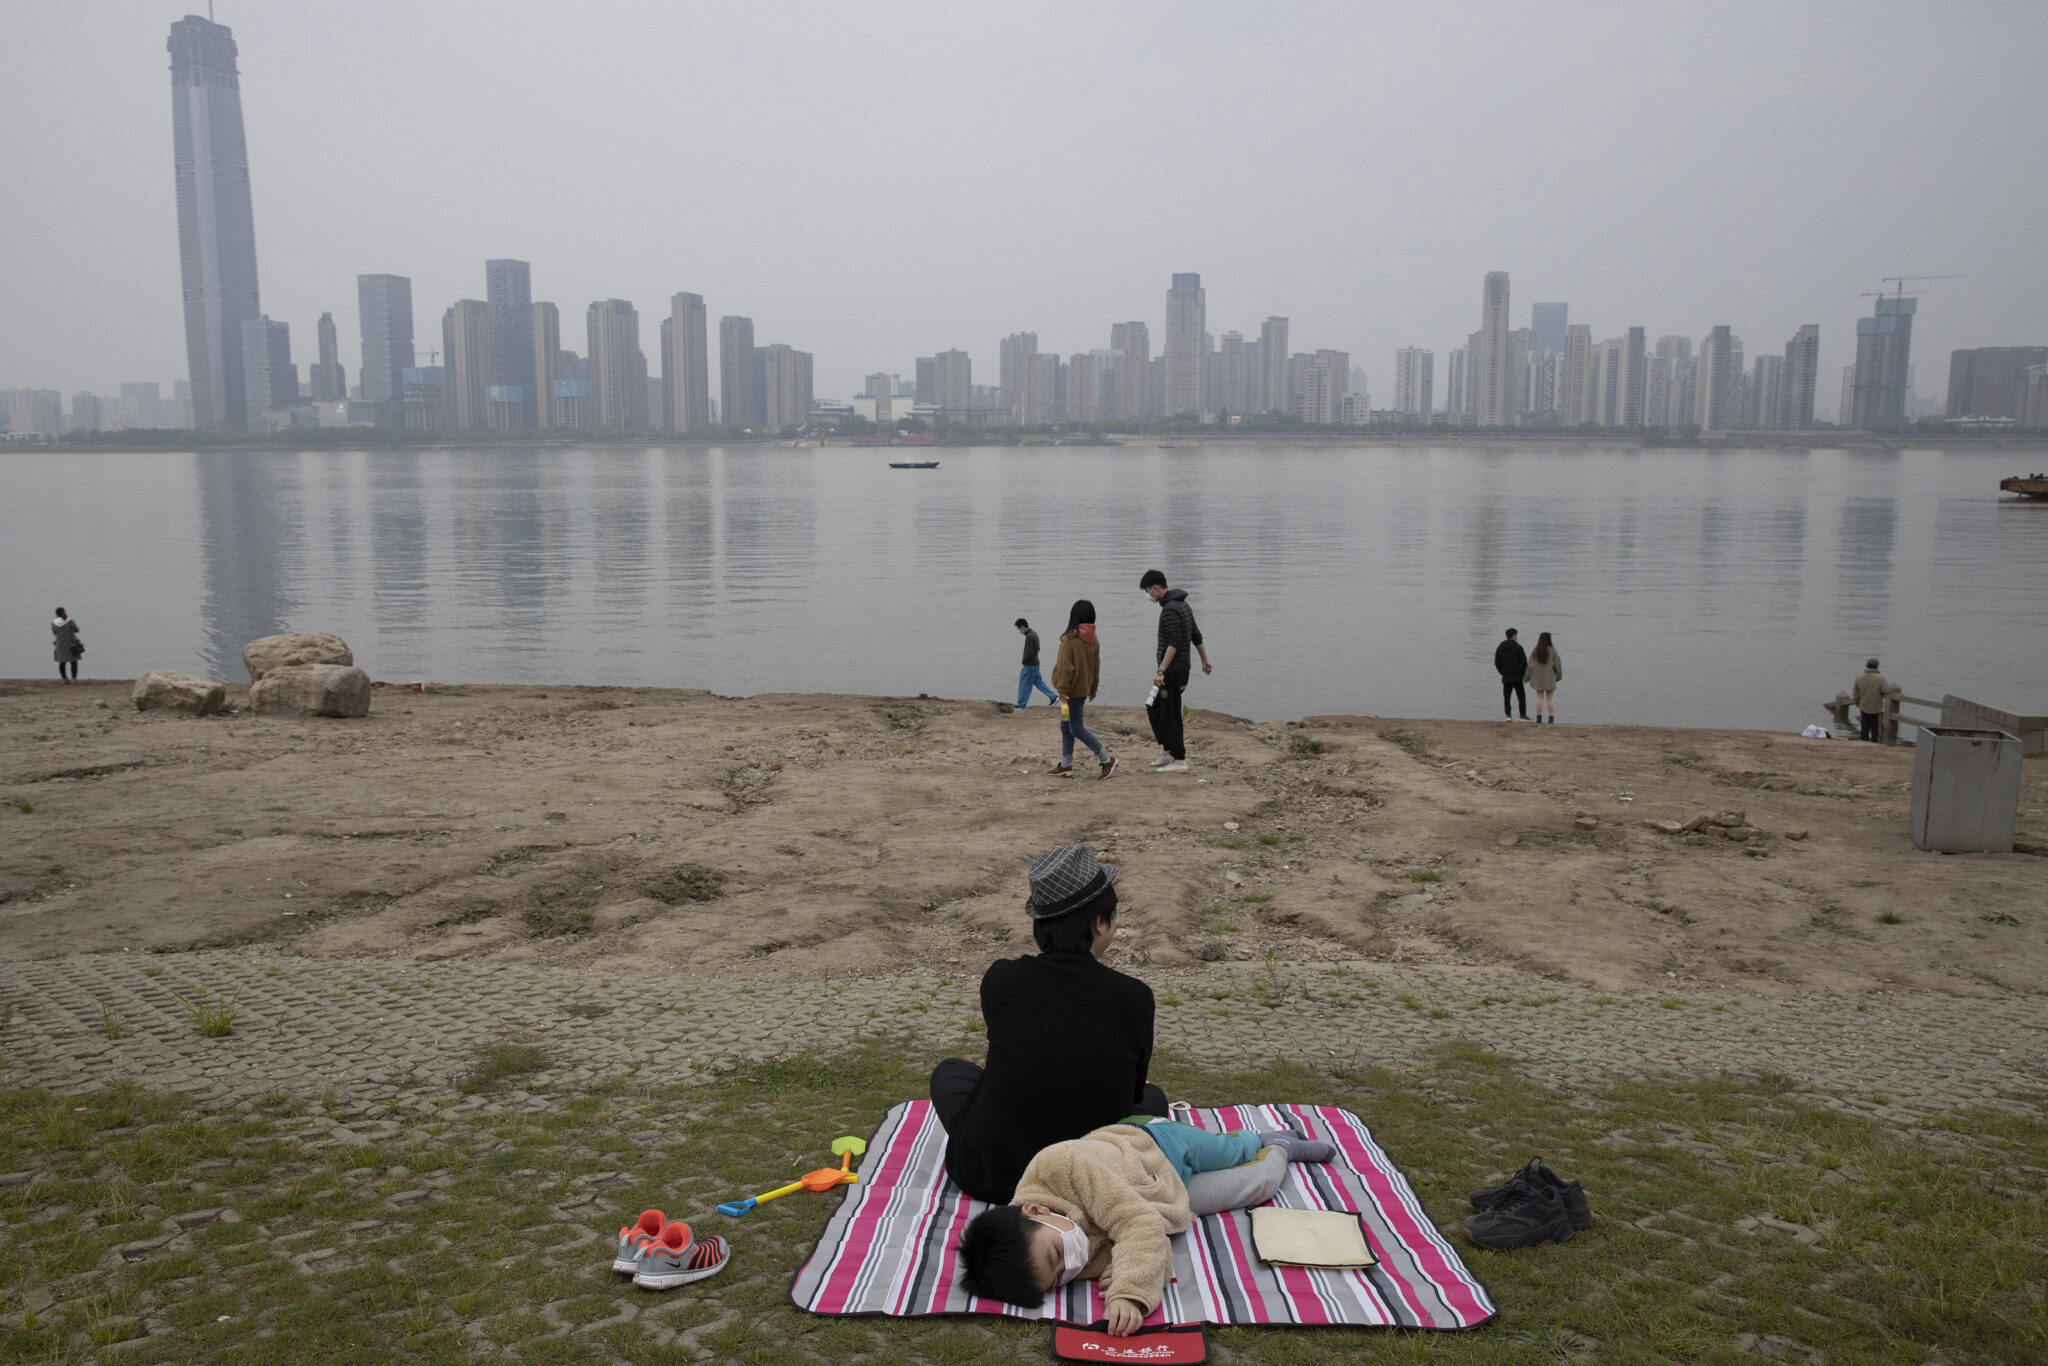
[169,15,263,431]
[1016,352,1058,425]
[1587,338,1624,427]
[1945,346,2048,419]
[665,293,710,431]
[1780,325,1819,428]
[70,393,104,432]
[999,332,1039,420]
[1164,273,1206,416]
[1394,348,1434,418]
[1298,350,1349,425]
[1620,327,1647,426]
[1444,349,1466,418]
[484,259,535,426]
[763,345,813,430]
[1750,354,1785,428]
[1696,325,1739,429]
[718,316,758,429]
[1066,354,1100,424]
[1561,324,1591,424]
[1530,303,1569,356]
[311,312,345,400]
[1110,323,1150,419]
[239,317,297,425]
[1849,296,1916,428]
[587,299,647,428]
[443,300,491,429]
[532,303,562,426]
[1475,272,1513,426]
[1258,317,1288,414]
[1,389,63,435]
[931,349,972,411]
[356,275,414,416]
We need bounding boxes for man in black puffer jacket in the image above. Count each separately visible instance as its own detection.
[1495,627,1528,721]
[1139,570,1211,773]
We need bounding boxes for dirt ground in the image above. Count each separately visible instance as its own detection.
[2,679,2043,1000]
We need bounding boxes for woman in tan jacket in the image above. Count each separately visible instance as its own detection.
[957,1118,1332,1334]
[1525,631,1562,723]
[1047,599,1116,779]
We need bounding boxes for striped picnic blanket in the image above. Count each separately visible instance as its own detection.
[790,1100,1496,1330]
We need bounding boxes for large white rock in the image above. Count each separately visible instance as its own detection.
[131,670,227,716]
[242,632,353,682]
[249,663,371,719]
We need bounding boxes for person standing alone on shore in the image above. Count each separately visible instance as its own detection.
[52,607,82,682]
[1015,618,1056,711]
[1526,631,1562,723]
[1140,570,1211,773]
[1495,628,1528,722]
[1047,600,1116,780]
[1853,657,1888,742]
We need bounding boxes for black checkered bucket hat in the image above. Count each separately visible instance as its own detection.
[1025,843,1118,919]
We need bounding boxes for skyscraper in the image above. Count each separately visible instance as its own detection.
[1561,324,1591,424]
[1618,327,1647,426]
[444,301,491,429]
[1444,349,1467,418]
[1750,354,1785,428]
[1782,325,1819,427]
[1475,272,1513,426]
[1109,323,1150,420]
[587,299,647,428]
[485,259,535,426]
[238,317,295,427]
[1164,273,1206,416]
[931,349,972,410]
[532,302,561,426]
[356,274,414,413]
[169,15,263,431]
[1258,317,1288,414]
[667,293,710,431]
[719,316,758,429]
[1530,303,1569,356]
[1696,325,1739,429]
[1850,296,1916,428]
[1588,337,1624,427]
[999,332,1039,419]
[1944,346,2047,419]
[311,312,345,400]
[763,345,812,430]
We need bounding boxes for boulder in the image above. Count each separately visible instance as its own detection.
[249,664,371,719]
[131,671,227,716]
[242,632,353,682]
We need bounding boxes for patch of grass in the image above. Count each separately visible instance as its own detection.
[1876,911,1906,925]
[1255,833,1283,847]
[171,986,239,1037]
[1659,998,1689,1009]
[1983,912,2021,927]
[98,999,125,1040]
[1206,837,1250,850]
[1427,1008,1454,1020]
[1447,807,1472,815]
[13,800,32,813]
[142,966,163,977]
[1288,736,1324,757]
[457,1043,547,1094]
[1409,869,1444,883]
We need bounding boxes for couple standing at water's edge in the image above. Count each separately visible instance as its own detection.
[1014,570,1214,779]
[1495,627,1563,723]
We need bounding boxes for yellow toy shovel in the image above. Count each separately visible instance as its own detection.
[718,1136,866,1217]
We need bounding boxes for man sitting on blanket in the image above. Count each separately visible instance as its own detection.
[930,844,1168,1204]
[958,1117,1336,1334]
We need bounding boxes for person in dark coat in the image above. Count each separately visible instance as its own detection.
[929,844,1168,1204]
[1494,627,1528,721]
[52,607,82,682]
[1139,569,1212,773]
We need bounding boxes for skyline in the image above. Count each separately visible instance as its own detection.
[2,2,2045,403]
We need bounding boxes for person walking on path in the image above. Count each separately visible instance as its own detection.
[1047,600,1116,780]
[1525,631,1563,723]
[1495,627,1528,721]
[929,844,1168,1205]
[1139,570,1211,774]
[52,607,82,682]
[1853,657,1889,742]
[1014,618,1057,711]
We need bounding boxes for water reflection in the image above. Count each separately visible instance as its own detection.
[194,450,299,679]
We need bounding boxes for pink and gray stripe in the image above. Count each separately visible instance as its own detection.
[789,1100,1495,1330]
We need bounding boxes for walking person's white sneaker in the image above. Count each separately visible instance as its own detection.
[1155,758,1190,773]
[1149,750,1175,768]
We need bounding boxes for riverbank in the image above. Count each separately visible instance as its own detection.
[3,680,2042,999]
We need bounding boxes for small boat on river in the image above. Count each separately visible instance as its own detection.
[2000,475,2048,499]
[889,460,940,469]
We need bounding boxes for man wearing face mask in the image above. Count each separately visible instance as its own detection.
[927,845,1166,1205]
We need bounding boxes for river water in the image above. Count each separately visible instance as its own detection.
[3,442,2044,729]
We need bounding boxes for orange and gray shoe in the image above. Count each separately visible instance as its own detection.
[613,1209,668,1273]
[634,1223,730,1289]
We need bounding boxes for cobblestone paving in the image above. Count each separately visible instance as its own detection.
[4,952,2044,1123]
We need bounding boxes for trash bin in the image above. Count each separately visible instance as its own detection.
[1909,727,2023,853]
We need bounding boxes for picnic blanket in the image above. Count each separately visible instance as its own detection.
[791,1100,1496,1330]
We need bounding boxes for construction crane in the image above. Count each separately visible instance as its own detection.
[1861,274,1964,301]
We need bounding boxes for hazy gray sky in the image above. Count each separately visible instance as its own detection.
[5,0,2044,404]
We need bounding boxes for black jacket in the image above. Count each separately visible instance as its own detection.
[1020,628,1041,667]
[1495,639,1527,681]
[1154,589,1203,684]
[942,951,1157,1203]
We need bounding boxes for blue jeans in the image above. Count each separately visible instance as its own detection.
[1017,665,1056,708]
[1060,696,1109,765]
[1126,1119,1265,1184]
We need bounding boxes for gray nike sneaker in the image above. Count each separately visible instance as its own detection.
[633,1225,729,1289]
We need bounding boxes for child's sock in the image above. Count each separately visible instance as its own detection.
[1256,1130,1336,1164]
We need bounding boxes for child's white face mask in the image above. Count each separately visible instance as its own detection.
[1031,1214,1091,1285]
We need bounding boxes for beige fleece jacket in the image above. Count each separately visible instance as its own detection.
[1010,1123,1191,1318]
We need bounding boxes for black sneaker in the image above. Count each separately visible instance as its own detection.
[1470,1158,1592,1229]
[1463,1182,1573,1250]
